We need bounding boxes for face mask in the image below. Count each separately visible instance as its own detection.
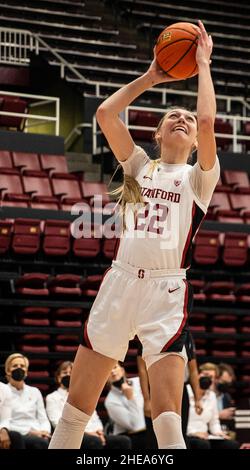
[11,368,25,382]
[61,375,70,389]
[217,382,231,394]
[199,376,212,390]
[112,377,125,389]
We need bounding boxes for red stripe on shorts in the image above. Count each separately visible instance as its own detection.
[83,319,93,349]
[161,279,189,352]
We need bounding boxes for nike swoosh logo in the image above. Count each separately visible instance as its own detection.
[168,287,181,294]
[143,176,152,180]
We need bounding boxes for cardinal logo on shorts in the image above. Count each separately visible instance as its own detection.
[174,180,181,186]
[138,269,145,279]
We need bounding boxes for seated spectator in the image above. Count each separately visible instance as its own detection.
[186,368,239,449]
[46,361,131,450]
[104,362,146,449]
[200,362,236,423]
[0,381,25,449]
[5,353,51,449]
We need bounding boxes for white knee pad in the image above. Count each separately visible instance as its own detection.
[49,402,91,449]
[153,411,186,449]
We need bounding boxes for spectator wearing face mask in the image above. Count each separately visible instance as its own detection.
[217,363,236,422]
[0,381,25,449]
[186,368,239,449]
[5,353,51,449]
[46,361,131,450]
[199,362,236,423]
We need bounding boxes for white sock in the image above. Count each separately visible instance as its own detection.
[153,411,186,449]
[49,402,91,449]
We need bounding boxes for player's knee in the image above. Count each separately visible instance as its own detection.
[67,394,95,417]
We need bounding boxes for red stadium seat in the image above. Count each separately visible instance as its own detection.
[0,220,12,253]
[12,218,40,255]
[53,335,79,352]
[15,273,49,296]
[1,200,29,208]
[0,96,28,130]
[209,192,237,218]
[193,230,220,265]
[211,326,237,334]
[222,232,248,266]
[214,118,233,151]
[223,170,250,194]
[52,178,83,204]
[190,325,206,332]
[129,110,161,141]
[229,194,250,217]
[189,279,206,301]
[40,154,70,177]
[43,220,71,256]
[12,152,44,176]
[19,334,50,353]
[81,182,110,206]
[103,238,118,260]
[18,307,50,326]
[213,314,238,325]
[0,174,29,202]
[235,284,250,303]
[48,274,82,296]
[22,175,57,203]
[81,274,103,298]
[205,281,236,302]
[215,176,231,193]
[52,308,82,327]
[73,237,101,258]
[30,201,59,210]
[0,150,18,174]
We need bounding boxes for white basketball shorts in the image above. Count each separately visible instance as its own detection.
[80,260,193,363]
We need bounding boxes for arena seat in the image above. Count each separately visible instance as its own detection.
[12,152,44,176]
[15,273,49,296]
[18,307,50,326]
[129,110,161,141]
[81,274,103,298]
[222,232,248,266]
[211,326,237,334]
[12,218,41,255]
[215,176,231,193]
[40,154,69,177]
[0,174,29,202]
[235,284,250,303]
[193,230,220,265]
[209,192,238,218]
[189,279,206,301]
[19,334,50,353]
[52,178,83,204]
[72,237,101,258]
[48,274,82,296]
[43,220,71,256]
[214,118,233,151]
[81,182,110,206]
[102,238,118,260]
[0,150,18,174]
[229,194,250,216]
[52,308,82,327]
[22,175,57,203]
[30,201,59,210]
[0,220,12,254]
[0,96,28,130]
[223,170,250,194]
[205,281,236,302]
[53,334,79,352]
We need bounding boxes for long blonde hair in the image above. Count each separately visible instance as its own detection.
[108,107,196,229]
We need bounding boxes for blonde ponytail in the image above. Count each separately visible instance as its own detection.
[108,159,160,230]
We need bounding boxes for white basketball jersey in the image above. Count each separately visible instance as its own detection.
[115,145,220,270]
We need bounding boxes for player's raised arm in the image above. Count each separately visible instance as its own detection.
[96,49,180,163]
[196,20,217,171]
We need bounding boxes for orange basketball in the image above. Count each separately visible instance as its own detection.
[155,22,199,79]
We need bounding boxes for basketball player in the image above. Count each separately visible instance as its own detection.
[49,20,219,449]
